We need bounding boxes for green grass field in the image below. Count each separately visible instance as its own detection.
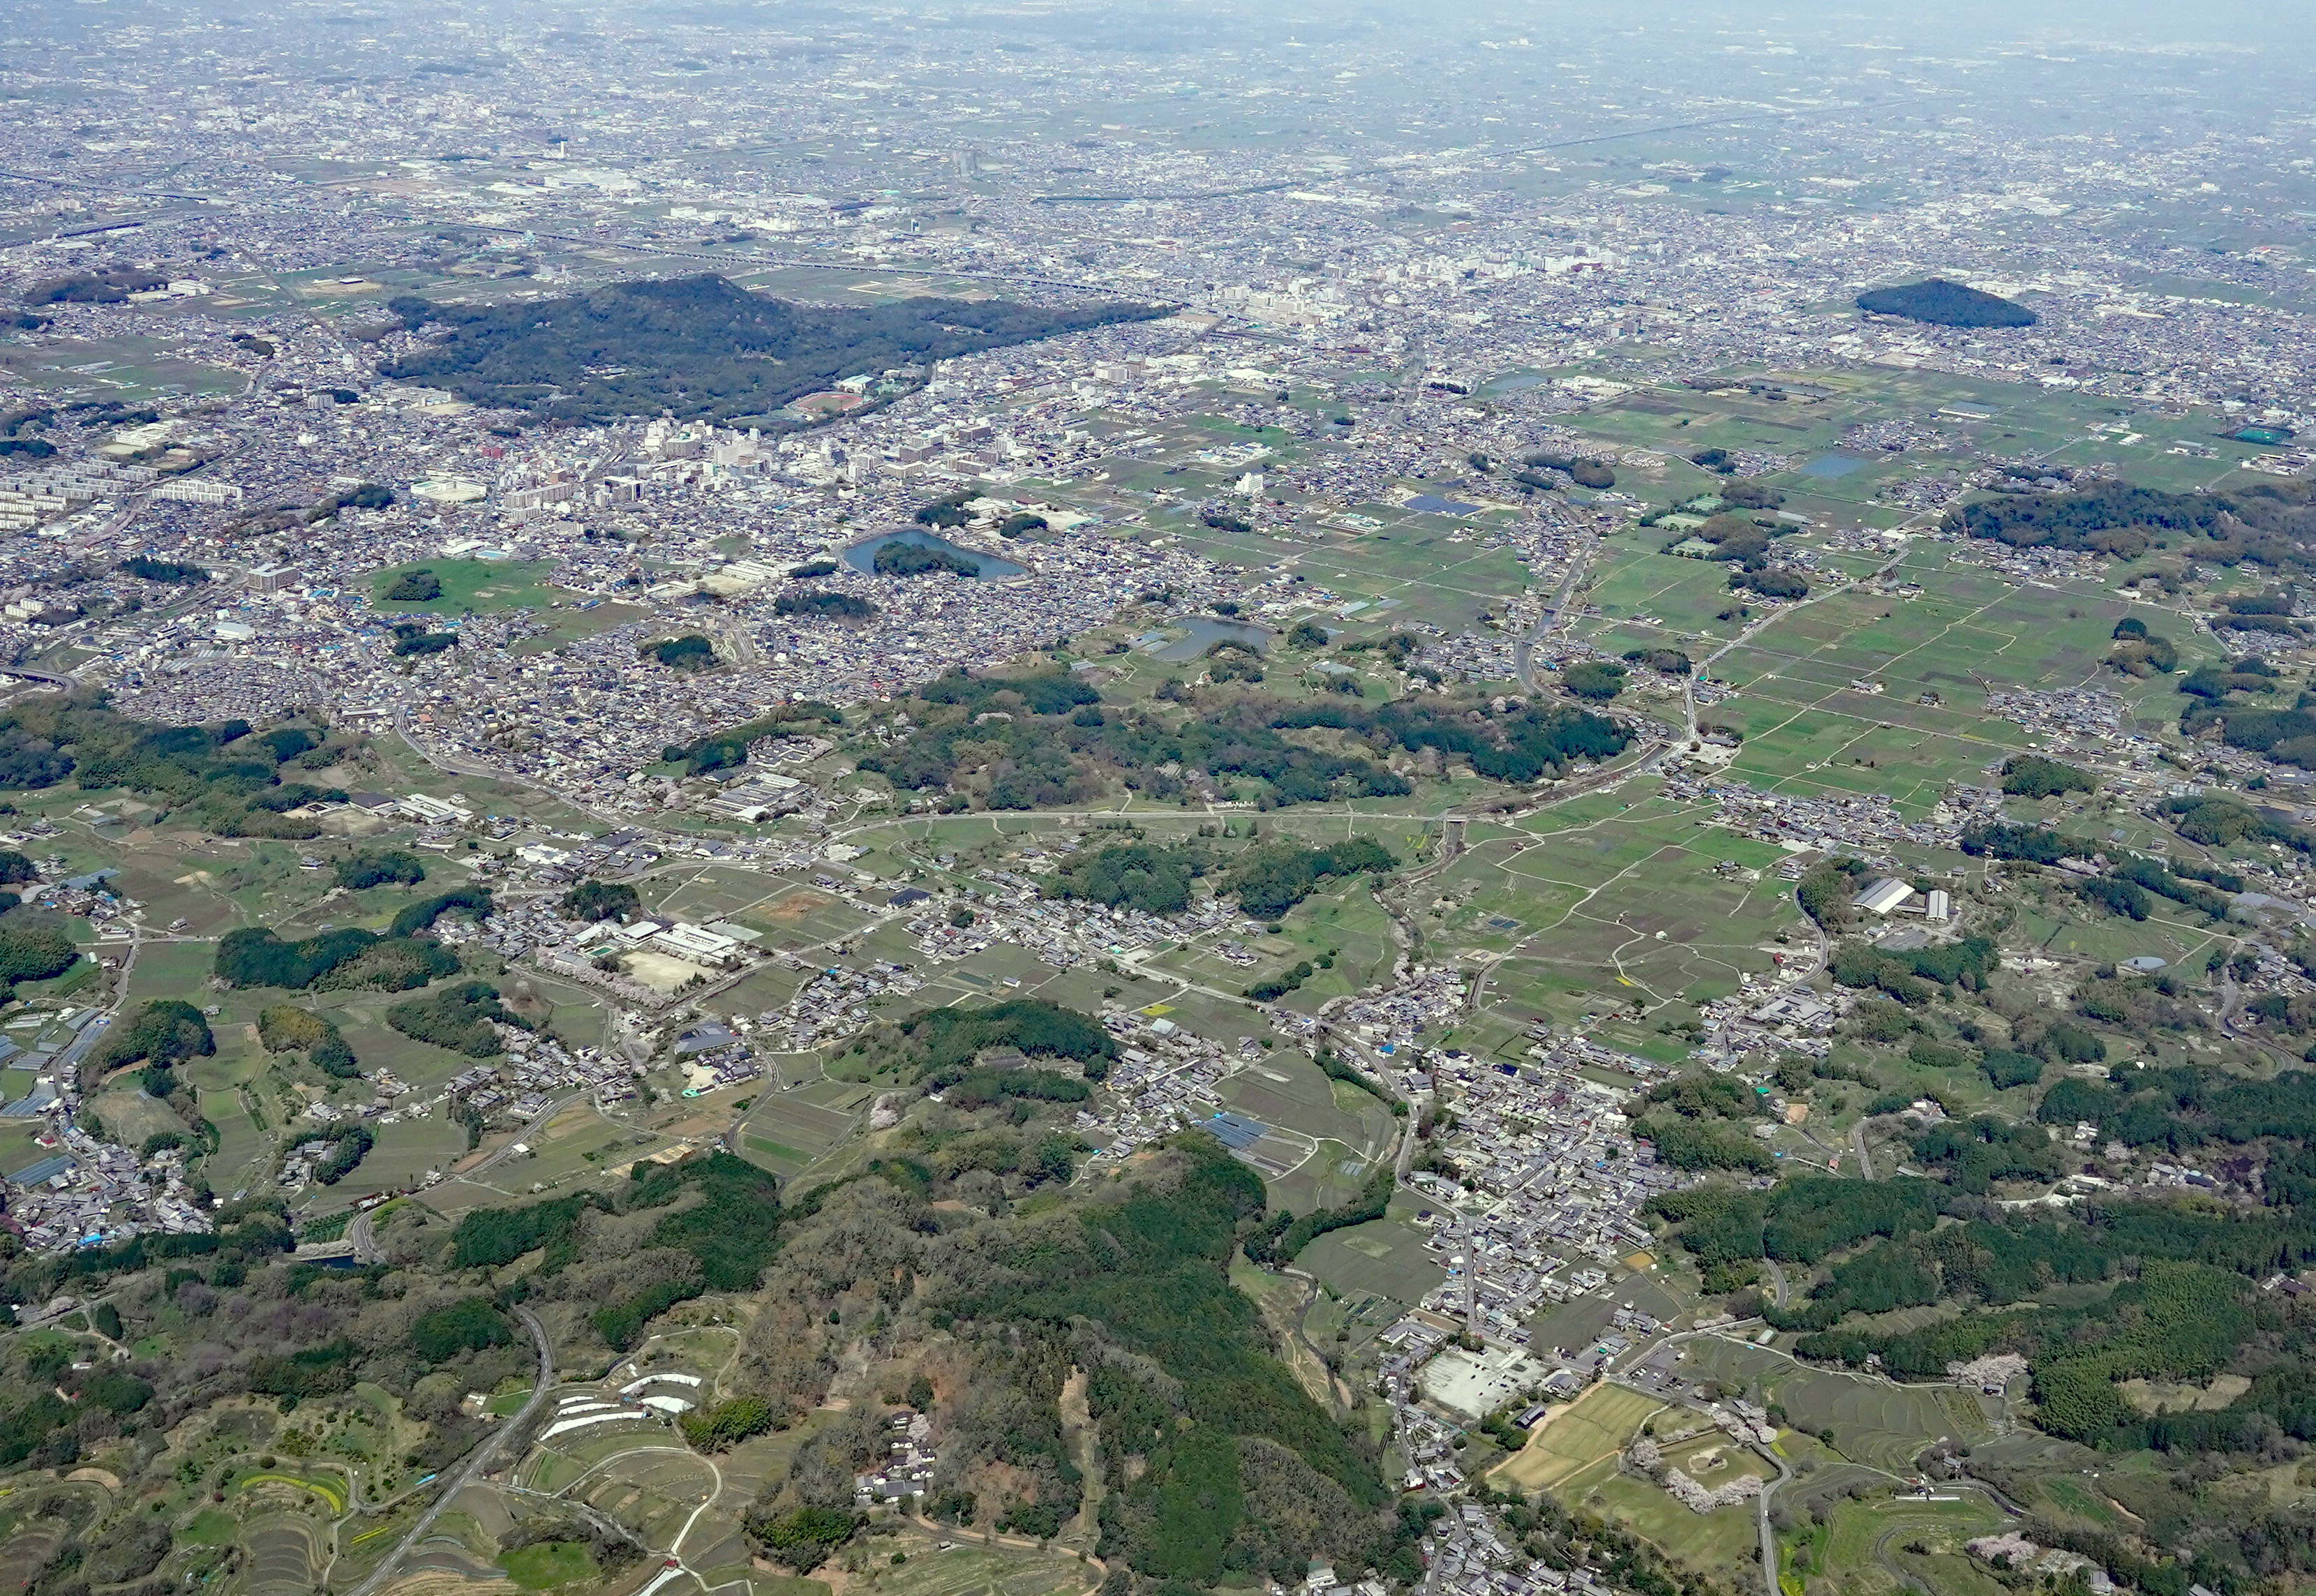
[499,1540,598,1588]
[1297,1193,1449,1305]
[1586,1470,1763,1593]
[368,558,565,614]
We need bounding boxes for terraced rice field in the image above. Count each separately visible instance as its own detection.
[1680,1338,1994,1470]
[241,1514,323,1596]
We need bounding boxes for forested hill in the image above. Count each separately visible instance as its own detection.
[378,275,1170,424]
[1855,276,2037,328]
[958,1135,1416,1585]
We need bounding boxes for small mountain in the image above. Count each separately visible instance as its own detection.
[1855,277,2037,328]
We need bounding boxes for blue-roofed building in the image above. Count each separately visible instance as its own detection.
[8,1154,73,1187]
[1205,1110,1268,1151]
[2,1081,58,1118]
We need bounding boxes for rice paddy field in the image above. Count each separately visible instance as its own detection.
[1164,511,1535,636]
[1698,546,2212,817]
[1490,1382,1666,1493]
[738,1077,873,1177]
[1426,784,1809,1038]
[1551,366,2280,518]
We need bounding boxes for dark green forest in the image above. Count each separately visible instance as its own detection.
[0,696,347,838]
[379,276,1168,425]
[1855,277,2036,327]
[854,666,1627,812]
[1950,480,2316,568]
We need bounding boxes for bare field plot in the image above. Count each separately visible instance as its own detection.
[745,887,876,949]
[0,1521,66,1595]
[240,1512,325,1596]
[87,1084,181,1149]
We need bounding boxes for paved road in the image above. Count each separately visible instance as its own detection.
[1394,1089,1426,1183]
[347,1307,551,1596]
[433,1090,597,1206]
[1513,535,1599,694]
[2218,955,2297,1068]
[1756,1441,1796,1596]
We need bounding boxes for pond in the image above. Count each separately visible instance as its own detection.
[842,529,1025,580]
[1151,616,1273,662]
